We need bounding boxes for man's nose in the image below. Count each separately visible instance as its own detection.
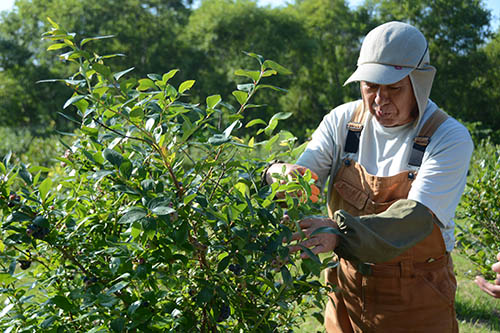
[374,87,389,105]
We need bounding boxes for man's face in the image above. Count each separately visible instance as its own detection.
[360,76,418,127]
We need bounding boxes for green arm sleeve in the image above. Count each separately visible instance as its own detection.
[333,199,435,263]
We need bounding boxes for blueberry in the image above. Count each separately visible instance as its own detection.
[18,260,31,270]
[228,263,242,275]
[216,303,230,322]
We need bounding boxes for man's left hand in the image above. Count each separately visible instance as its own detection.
[288,216,339,259]
[475,252,500,298]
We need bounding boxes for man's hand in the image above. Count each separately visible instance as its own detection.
[265,163,320,203]
[475,252,500,298]
[288,216,339,259]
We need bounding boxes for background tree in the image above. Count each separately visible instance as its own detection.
[182,0,313,136]
[0,0,193,131]
[0,0,499,139]
[279,0,371,137]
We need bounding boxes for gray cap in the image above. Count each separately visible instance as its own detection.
[344,21,436,123]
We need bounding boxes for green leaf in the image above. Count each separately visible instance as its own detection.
[196,287,213,305]
[103,148,124,167]
[147,73,162,81]
[298,245,321,264]
[261,112,293,136]
[19,167,32,185]
[263,60,292,75]
[129,107,144,120]
[262,70,277,77]
[47,43,68,51]
[39,177,53,201]
[119,160,132,179]
[246,119,266,128]
[111,318,125,332]
[263,133,280,151]
[242,51,264,65]
[113,67,135,81]
[51,295,73,312]
[118,208,147,224]
[137,79,156,91]
[92,63,111,77]
[237,83,254,92]
[63,95,85,109]
[107,281,129,294]
[41,316,57,329]
[223,120,241,137]
[270,112,293,121]
[232,91,248,105]
[0,273,16,285]
[183,193,197,205]
[208,134,231,146]
[217,255,231,273]
[81,35,115,47]
[81,125,99,136]
[98,294,119,308]
[73,97,89,113]
[162,69,179,83]
[206,94,221,109]
[234,69,260,82]
[47,17,60,29]
[179,80,195,93]
[256,84,288,92]
[110,258,121,275]
[151,206,175,216]
[280,266,292,285]
[128,301,141,316]
[0,304,14,319]
[165,84,178,98]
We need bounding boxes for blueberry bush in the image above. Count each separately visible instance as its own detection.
[0,20,337,332]
[456,139,500,279]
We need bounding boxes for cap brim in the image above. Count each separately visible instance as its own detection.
[343,63,413,86]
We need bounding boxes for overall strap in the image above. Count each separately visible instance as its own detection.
[345,102,367,154]
[408,109,449,167]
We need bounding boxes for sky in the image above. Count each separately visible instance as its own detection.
[0,0,499,30]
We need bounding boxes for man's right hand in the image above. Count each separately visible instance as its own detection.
[265,163,320,203]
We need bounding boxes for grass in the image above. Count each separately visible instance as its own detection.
[296,250,500,333]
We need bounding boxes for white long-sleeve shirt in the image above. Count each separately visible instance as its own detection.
[297,99,473,252]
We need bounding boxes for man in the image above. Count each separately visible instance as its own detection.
[475,252,500,298]
[266,21,473,332]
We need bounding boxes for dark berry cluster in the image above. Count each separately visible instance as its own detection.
[83,276,98,285]
[26,216,50,239]
[26,224,49,239]
[216,303,230,322]
[228,263,242,275]
[18,259,31,270]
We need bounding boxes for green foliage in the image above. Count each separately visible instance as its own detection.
[0,22,337,331]
[456,139,500,279]
[0,0,194,131]
[1,0,500,140]
[0,127,64,167]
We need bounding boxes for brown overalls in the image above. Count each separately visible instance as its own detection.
[324,105,458,332]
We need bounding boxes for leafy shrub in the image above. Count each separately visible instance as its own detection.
[456,139,500,279]
[0,20,335,332]
[0,127,64,168]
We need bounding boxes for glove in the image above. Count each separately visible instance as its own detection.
[333,199,435,263]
